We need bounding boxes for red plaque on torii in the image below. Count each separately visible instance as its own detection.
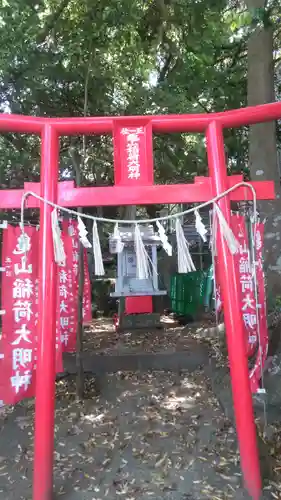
[0,102,280,500]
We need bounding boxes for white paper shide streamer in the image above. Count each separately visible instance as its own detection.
[92,220,105,276]
[175,219,196,273]
[113,223,124,253]
[77,216,92,248]
[213,204,239,255]
[195,210,207,242]
[51,209,66,266]
[18,227,31,253]
[156,220,172,256]
[134,224,150,279]
[210,209,218,257]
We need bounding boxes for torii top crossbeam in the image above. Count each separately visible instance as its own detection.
[0,102,280,500]
[1,100,281,134]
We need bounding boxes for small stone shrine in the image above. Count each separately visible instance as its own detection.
[109,224,166,329]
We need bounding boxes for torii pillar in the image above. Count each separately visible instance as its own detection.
[0,102,279,500]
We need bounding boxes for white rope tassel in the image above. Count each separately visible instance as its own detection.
[175,219,196,273]
[92,220,105,276]
[51,209,66,266]
[77,216,92,248]
[156,220,172,256]
[113,223,124,253]
[213,204,239,255]
[195,210,207,242]
[134,224,150,279]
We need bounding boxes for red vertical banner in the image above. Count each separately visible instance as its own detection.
[249,222,268,392]
[113,119,154,186]
[55,227,68,367]
[0,220,92,405]
[59,219,92,353]
[231,214,258,357]
[68,222,91,332]
[67,219,79,352]
[57,220,78,354]
[83,249,92,325]
[1,226,38,404]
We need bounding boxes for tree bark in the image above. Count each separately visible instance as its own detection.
[76,232,85,400]
[246,0,281,298]
[73,45,93,400]
[72,156,85,401]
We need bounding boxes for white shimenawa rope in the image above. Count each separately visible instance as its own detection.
[19,181,267,422]
[113,223,124,254]
[51,209,66,266]
[156,220,173,256]
[20,181,257,227]
[77,216,92,248]
[134,224,150,279]
[212,204,239,254]
[195,209,208,242]
[92,220,105,276]
[175,219,196,273]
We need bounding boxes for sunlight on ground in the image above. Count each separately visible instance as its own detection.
[162,394,196,411]
[83,412,106,424]
[162,379,202,411]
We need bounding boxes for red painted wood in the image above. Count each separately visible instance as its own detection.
[33,126,59,500]
[0,101,280,134]
[113,118,154,186]
[1,103,279,500]
[125,296,153,314]
[206,122,261,500]
[0,177,274,210]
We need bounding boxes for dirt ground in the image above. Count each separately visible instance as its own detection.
[0,320,280,500]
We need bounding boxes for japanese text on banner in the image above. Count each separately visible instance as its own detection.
[83,249,92,324]
[58,219,91,353]
[250,222,269,392]
[1,226,38,404]
[58,219,79,353]
[121,127,144,180]
[231,215,257,354]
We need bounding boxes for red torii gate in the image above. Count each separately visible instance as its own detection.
[0,103,279,500]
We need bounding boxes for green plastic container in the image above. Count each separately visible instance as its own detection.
[170,270,210,318]
[204,265,214,310]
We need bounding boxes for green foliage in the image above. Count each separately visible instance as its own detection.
[0,0,279,197]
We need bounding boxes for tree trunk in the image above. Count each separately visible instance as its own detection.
[246,0,281,299]
[76,234,85,400]
[74,45,93,399]
[119,205,137,220]
[74,158,85,400]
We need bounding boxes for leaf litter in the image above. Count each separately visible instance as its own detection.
[0,319,280,499]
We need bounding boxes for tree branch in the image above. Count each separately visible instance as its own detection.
[0,0,71,95]
[36,0,71,45]
[157,52,174,84]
